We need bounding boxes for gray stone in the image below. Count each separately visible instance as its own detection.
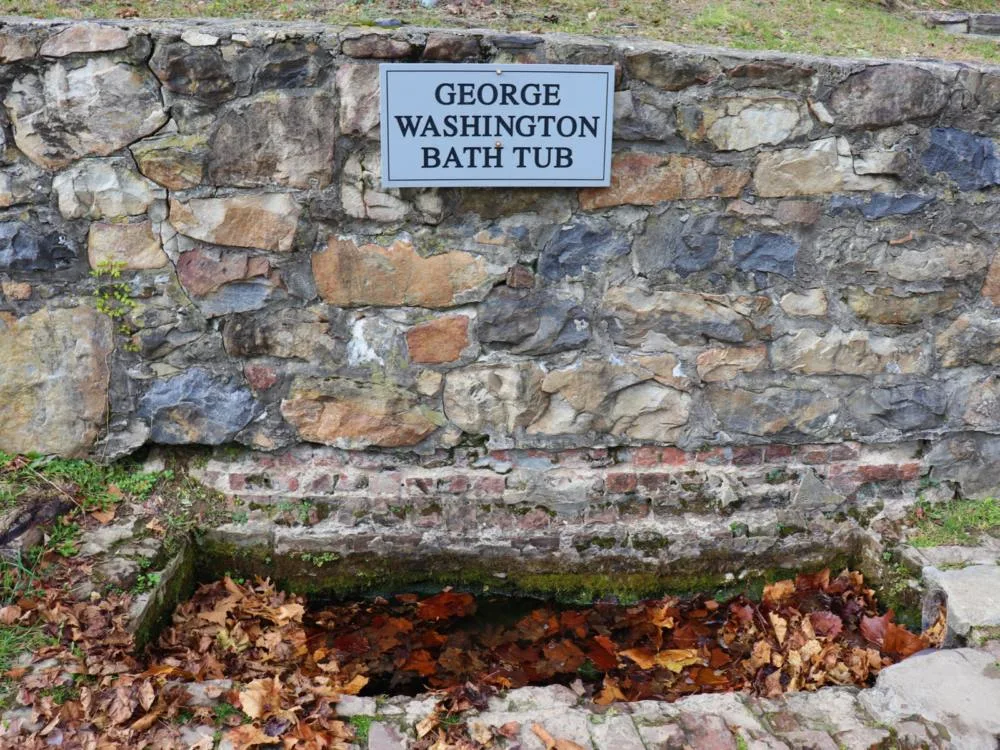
[923,565,1000,644]
[827,65,950,128]
[149,40,251,103]
[707,386,842,440]
[368,722,406,750]
[39,24,129,57]
[4,57,168,170]
[859,649,1000,750]
[53,157,164,220]
[792,470,846,510]
[0,221,75,272]
[853,383,947,433]
[207,90,336,189]
[928,433,1000,497]
[539,215,629,280]
[922,127,1000,190]
[478,286,591,355]
[625,49,719,90]
[138,368,258,445]
[613,88,675,141]
[588,714,645,750]
[255,41,330,90]
[632,212,721,279]
[0,158,49,209]
[828,193,935,219]
[222,306,343,362]
[733,232,798,277]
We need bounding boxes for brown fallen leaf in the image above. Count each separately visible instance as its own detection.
[532,722,587,750]
[654,648,702,673]
[90,508,115,524]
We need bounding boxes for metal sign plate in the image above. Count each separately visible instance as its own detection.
[379,63,615,188]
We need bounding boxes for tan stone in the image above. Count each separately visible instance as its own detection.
[775,200,822,225]
[964,375,1000,431]
[406,316,471,364]
[779,289,828,317]
[131,134,207,190]
[0,30,37,62]
[281,377,442,448]
[337,63,380,137]
[697,97,806,152]
[313,237,493,309]
[983,254,1000,305]
[88,221,168,270]
[882,242,988,282]
[579,152,750,209]
[169,194,300,252]
[696,345,767,382]
[529,357,691,440]
[39,24,129,57]
[846,287,959,325]
[770,329,927,375]
[0,307,113,457]
[416,370,443,396]
[754,137,895,197]
[1,280,31,301]
[443,363,546,434]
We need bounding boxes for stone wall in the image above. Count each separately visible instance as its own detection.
[3,16,1000,582]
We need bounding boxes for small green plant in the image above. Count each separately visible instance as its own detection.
[91,259,139,352]
[48,518,80,557]
[349,715,375,744]
[735,733,749,750]
[297,552,339,568]
[909,497,1000,547]
[213,702,248,725]
[134,572,161,594]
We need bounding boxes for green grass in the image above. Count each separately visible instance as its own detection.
[349,715,376,744]
[0,623,58,709]
[2,0,1000,64]
[909,497,1000,548]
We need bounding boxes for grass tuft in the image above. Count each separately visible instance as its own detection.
[909,497,1000,548]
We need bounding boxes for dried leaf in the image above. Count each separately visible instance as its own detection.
[531,722,587,750]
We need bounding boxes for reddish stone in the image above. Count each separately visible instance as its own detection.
[406,315,471,364]
[244,363,278,391]
[579,152,749,209]
[445,475,470,494]
[473,476,506,496]
[801,447,830,464]
[606,472,638,493]
[506,264,535,288]
[176,247,270,298]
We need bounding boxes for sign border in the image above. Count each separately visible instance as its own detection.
[378,63,615,189]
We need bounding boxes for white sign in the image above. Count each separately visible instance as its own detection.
[379,63,615,188]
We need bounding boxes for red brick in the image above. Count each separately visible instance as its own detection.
[445,475,470,494]
[606,472,638,493]
[633,446,662,467]
[637,471,676,493]
[228,473,247,491]
[828,443,860,461]
[800,447,829,464]
[695,447,727,465]
[857,464,921,483]
[731,446,763,466]
[661,447,688,465]
[764,444,794,461]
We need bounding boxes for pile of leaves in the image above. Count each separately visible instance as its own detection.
[300,568,942,703]
[3,570,943,749]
